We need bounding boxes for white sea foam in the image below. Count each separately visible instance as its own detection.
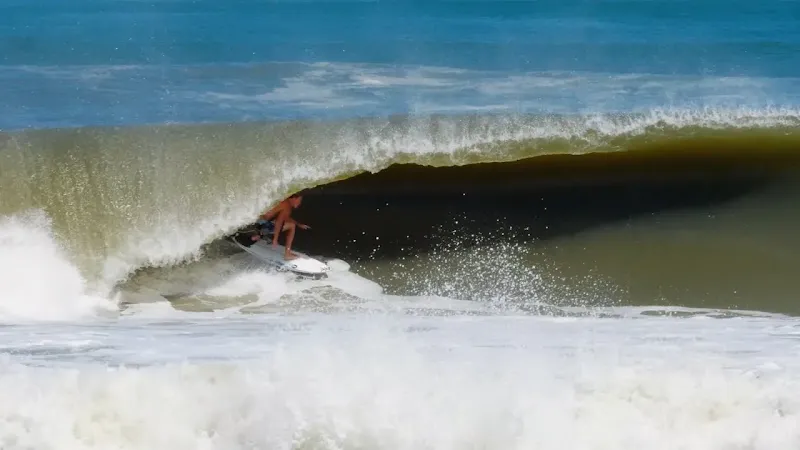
[0,314,799,449]
[0,212,117,322]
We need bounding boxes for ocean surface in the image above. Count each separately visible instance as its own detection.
[2,0,800,448]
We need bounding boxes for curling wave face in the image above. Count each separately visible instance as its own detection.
[1,107,800,318]
[2,108,799,285]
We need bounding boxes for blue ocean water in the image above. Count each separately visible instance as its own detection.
[2,0,799,130]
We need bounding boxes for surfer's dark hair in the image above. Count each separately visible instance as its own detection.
[289,190,308,198]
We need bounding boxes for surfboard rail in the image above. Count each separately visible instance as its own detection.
[229,235,331,278]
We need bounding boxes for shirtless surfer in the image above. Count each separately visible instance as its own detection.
[257,192,310,260]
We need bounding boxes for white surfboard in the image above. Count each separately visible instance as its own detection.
[230,238,330,278]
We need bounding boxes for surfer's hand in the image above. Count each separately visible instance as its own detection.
[298,223,310,230]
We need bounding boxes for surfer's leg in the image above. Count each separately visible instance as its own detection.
[272,210,290,247]
[283,222,299,260]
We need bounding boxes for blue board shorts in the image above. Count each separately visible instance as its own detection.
[256,219,275,236]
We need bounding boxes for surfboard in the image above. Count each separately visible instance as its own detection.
[230,237,331,278]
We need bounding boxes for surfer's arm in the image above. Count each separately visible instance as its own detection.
[259,203,283,221]
[283,215,310,229]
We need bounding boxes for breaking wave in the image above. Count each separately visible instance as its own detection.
[2,107,800,317]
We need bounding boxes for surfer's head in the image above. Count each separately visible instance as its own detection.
[288,191,305,207]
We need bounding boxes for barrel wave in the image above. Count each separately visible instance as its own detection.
[2,107,800,317]
[5,1,800,447]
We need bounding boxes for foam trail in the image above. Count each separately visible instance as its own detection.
[1,318,799,450]
[0,211,117,321]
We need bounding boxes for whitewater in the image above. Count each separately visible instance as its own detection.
[3,0,800,448]
[2,313,800,449]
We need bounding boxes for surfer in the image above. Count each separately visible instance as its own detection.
[257,192,310,260]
